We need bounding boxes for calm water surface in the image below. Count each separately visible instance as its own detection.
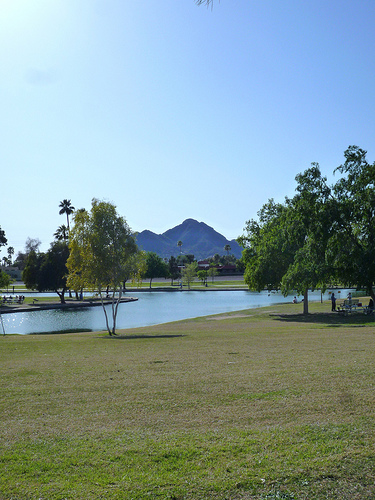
[2,289,348,335]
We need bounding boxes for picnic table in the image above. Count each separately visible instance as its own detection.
[337,298,373,315]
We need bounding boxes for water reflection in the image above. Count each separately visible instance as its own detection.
[2,289,346,335]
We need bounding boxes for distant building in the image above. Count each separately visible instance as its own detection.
[215,264,237,274]
[197,261,237,274]
[3,266,22,281]
[197,260,210,270]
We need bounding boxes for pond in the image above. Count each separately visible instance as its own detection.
[1,289,350,335]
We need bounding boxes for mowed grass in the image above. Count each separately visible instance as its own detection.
[1,301,375,499]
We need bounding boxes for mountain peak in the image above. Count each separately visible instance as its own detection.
[136,219,242,260]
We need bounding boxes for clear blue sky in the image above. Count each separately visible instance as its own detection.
[1,0,375,256]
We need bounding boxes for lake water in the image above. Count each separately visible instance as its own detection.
[1,289,349,335]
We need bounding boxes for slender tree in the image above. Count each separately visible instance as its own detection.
[182,262,198,289]
[177,240,183,254]
[208,263,219,284]
[168,255,180,285]
[67,199,137,335]
[197,269,208,287]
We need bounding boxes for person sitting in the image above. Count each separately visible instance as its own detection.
[368,298,374,311]
[292,296,298,303]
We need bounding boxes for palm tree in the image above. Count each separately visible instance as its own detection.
[59,199,75,231]
[224,244,231,256]
[54,225,69,241]
[177,240,183,254]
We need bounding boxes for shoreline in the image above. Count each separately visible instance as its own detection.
[0,296,138,315]
[0,287,248,315]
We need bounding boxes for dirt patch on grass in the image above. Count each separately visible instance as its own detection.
[206,313,252,321]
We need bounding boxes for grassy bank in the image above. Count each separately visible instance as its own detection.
[1,302,374,499]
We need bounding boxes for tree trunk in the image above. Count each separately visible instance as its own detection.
[56,289,66,304]
[99,289,112,335]
[111,288,121,336]
[303,288,308,315]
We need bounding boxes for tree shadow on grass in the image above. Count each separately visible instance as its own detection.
[102,334,186,340]
[271,312,375,326]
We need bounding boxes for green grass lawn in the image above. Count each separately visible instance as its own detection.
[1,301,374,499]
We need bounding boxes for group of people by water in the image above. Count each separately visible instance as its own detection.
[291,291,374,313]
[2,295,25,304]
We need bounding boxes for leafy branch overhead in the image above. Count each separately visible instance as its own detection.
[195,0,214,6]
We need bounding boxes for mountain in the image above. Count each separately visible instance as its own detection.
[135,219,243,260]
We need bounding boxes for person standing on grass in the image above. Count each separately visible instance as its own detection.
[331,292,337,311]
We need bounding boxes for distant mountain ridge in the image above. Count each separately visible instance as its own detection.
[135,219,243,260]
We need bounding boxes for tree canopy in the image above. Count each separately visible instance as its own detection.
[145,252,168,289]
[23,242,69,303]
[239,146,375,313]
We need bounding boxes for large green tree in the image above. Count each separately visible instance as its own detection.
[145,252,168,289]
[23,242,69,303]
[238,166,333,314]
[67,199,137,335]
[239,146,375,313]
